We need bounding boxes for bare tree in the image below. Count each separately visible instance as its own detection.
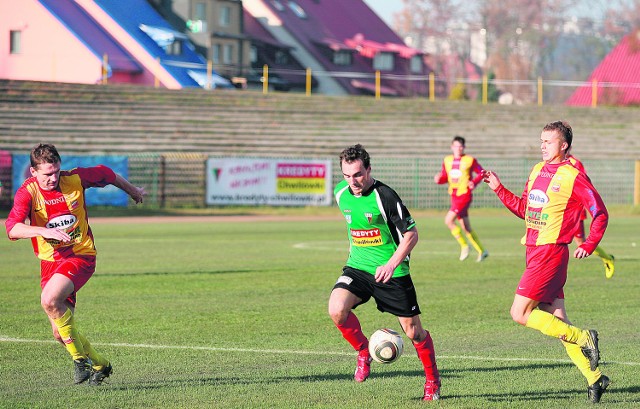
[393,0,466,96]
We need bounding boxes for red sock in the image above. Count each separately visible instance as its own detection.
[414,331,440,380]
[336,312,368,351]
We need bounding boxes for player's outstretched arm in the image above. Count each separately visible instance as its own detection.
[482,170,501,190]
[113,174,146,204]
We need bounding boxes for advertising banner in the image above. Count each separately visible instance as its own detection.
[206,158,332,206]
[12,154,130,206]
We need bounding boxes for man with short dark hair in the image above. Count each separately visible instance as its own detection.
[483,121,610,403]
[5,143,145,386]
[434,135,488,262]
[329,144,441,400]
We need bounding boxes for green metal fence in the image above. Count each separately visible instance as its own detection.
[0,154,631,210]
[125,154,636,209]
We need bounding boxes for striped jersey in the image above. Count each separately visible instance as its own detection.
[334,179,416,277]
[435,154,484,196]
[5,166,116,261]
[494,160,608,253]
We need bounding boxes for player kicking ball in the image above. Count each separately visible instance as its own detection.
[328,144,441,401]
[5,144,145,385]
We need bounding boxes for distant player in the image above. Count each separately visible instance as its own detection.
[483,121,610,403]
[434,136,488,261]
[329,144,441,400]
[567,154,615,278]
[5,144,146,385]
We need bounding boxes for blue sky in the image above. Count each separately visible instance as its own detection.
[363,0,401,25]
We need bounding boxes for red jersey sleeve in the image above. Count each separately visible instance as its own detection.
[573,173,608,254]
[72,165,117,188]
[5,184,33,238]
[470,158,484,186]
[495,183,528,220]
[435,162,448,184]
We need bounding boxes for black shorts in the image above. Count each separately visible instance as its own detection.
[333,266,421,317]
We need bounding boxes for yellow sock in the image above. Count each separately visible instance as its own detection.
[52,309,86,361]
[562,340,602,385]
[525,310,584,344]
[593,245,612,261]
[77,332,109,369]
[451,226,468,248]
[466,230,485,254]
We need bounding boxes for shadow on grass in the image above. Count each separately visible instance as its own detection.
[102,372,640,404]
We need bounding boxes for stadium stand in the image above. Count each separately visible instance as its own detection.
[0,79,639,160]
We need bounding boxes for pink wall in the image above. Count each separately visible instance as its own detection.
[0,0,104,84]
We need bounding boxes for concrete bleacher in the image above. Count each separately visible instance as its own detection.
[1,79,639,160]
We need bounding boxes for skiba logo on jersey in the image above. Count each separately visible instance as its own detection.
[46,214,77,230]
[449,168,462,179]
[365,212,373,224]
[528,189,549,207]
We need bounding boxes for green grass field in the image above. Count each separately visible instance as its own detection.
[1,210,639,408]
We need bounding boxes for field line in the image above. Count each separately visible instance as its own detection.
[1,335,638,366]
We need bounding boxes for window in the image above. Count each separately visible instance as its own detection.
[410,55,422,73]
[166,40,183,56]
[373,52,394,71]
[188,2,208,32]
[288,1,307,18]
[275,50,289,65]
[219,6,231,27]
[250,46,258,64]
[10,30,21,54]
[212,44,221,63]
[223,44,233,64]
[333,50,352,66]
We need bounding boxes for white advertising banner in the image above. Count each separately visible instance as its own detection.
[206,158,333,206]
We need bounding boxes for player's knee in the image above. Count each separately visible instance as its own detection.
[510,308,528,326]
[328,305,348,326]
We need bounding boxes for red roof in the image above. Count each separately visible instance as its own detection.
[566,29,640,106]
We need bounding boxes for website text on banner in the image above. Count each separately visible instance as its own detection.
[206,158,332,206]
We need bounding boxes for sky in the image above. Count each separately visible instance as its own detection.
[362,0,402,26]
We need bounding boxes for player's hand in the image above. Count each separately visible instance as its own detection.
[41,227,71,243]
[468,181,475,190]
[130,186,146,204]
[574,246,590,259]
[375,265,395,283]
[482,170,501,190]
[433,174,440,183]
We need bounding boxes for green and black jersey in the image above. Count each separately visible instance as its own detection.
[334,179,416,277]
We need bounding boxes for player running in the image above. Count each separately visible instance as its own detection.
[329,144,441,401]
[483,121,610,403]
[5,144,145,385]
[567,153,615,278]
[434,136,489,262]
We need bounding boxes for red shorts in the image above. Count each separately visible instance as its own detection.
[574,220,585,240]
[517,244,568,304]
[40,255,96,306]
[450,193,472,219]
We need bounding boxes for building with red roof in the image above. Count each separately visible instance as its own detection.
[566,29,640,106]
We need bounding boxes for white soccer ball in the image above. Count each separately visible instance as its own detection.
[369,328,403,364]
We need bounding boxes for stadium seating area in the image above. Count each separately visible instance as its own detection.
[1,79,639,160]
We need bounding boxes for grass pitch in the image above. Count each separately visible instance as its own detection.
[0,211,639,408]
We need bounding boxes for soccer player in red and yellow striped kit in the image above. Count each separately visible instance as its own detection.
[5,144,145,385]
[567,154,615,278]
[483,121,610,403]
[434,136,489,262]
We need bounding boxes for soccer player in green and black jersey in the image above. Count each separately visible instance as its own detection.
[328,144,441,401]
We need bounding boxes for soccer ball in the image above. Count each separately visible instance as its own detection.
[369,328,403,364]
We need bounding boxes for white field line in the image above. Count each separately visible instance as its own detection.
[1,336,638,366]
